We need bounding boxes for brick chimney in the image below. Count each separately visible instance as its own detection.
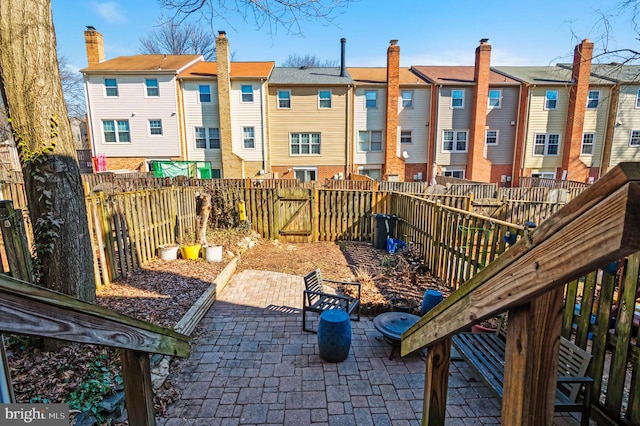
[84,27,105,66]
[216,31,243,178]
[467,38,492,182]
[384,39,404,181]
[562,39,594,182]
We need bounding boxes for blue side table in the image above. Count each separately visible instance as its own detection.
[317,310,351,362]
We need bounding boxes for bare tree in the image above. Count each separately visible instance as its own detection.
[58,52,85,118]
[140,19,216,60]
[0,0,96,302]
[282,53,338,67]
[159,0,352,36]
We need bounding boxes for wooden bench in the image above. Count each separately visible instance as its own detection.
[452,316,593,426]
[302,269,360,333]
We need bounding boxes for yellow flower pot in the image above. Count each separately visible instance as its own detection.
[180,243,202,260]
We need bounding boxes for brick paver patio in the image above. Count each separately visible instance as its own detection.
[158,269,588,425]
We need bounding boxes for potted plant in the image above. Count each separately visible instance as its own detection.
[158,243,180,260]
[179,233,202,260]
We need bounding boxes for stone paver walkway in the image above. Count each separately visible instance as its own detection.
[158,270,588,425]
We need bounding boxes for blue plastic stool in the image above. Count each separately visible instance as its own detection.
[317,310,351,362]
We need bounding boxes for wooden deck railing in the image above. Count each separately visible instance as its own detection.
[0,274,190,425]
[401,163,640,425]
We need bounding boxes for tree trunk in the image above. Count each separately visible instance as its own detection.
[195,194,212,245]
[0,0,96,303]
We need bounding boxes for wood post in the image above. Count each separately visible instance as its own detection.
[120,349,156,426]
[0,200,33,282]
[422,338,450,425]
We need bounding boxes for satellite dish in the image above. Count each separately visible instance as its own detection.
[402,151,409,159]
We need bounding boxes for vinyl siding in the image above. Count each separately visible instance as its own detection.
[435,86,472,167]
[580,86,610,167]
[268,86,349,166]
[230,80,266,162]
[353,87,386,165]
[610,84,640,165]
[86,74,181,158]
[523,86,569,170]
[398,87,430,164]
[486,86,518,165]
[181,80,222,168]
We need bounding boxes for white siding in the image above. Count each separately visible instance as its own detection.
[610,84,640,166]
[398,87,430,164]
[181,80,222,168]
[230,80,265,162]
[86,74,181,158]
[353,87,386,165]
[581,86,610,167]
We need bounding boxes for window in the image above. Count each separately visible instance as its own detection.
[485,130,499,145]
[488,89,502,108]
[199,85,211,103]
[294,168,316,182]
[442,130,468,152]
[318,90,332,108]
[290,133,321,155]
[145,79,159,97]
[451,89,464,109]
[277,90,291,108]
[545,90,558,110]
[212,169,222,178]
[443,169,465,179]
[636,89,640,108]
[149,120,163,135]
[401,91,413,108]
[104,79,118,97]
[400,130,412,144]
[365,90,377,108]
[241,85,253,102]
[102,120,130,143]
[533,133,560,156]
[195,127,220,149]
[358,130,383,152]
[243,127,255,149]
[531,172,556,179]
[358,168,381,180]
[630,130,640,146]
[581,133,594,155]
[587,90,600,109]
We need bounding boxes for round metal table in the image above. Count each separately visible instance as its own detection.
[373,312,420,360]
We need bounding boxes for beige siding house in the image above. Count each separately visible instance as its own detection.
[267,67,353,181]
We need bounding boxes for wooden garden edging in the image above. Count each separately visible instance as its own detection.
[0,273,190,426]
[401,163,640,425]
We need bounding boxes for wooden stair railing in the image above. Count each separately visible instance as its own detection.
[401,163,640,425]
[0,273,190,426]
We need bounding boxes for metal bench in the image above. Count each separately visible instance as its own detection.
[452,315,593,426]
[302,269,360,333]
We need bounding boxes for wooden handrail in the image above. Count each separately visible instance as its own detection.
[0,274,189,356]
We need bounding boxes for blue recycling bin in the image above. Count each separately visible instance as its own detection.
[317,310,351,362]
[421,289,443,315]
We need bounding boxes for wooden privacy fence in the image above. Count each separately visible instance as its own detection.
[473,199,565,226]
[519,175,591,189]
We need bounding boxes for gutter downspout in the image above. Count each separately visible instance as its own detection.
[346,84,353,176]
[260,78,267,174]
[83,76,98,159]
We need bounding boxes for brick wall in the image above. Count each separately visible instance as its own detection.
[468,39,492,182]
[405,163,428,182]
[84,29,104,66]
[383,40,405,181]
[216,32,244,178]
[562,39,593,182]
[489,164,514,186]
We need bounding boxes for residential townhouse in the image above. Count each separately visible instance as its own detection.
[266,43,353,181]
[177,32,274,178]
[82,28,202,172]
[81,28,638,185]
[349,40,431,182]
[581,64,640,174]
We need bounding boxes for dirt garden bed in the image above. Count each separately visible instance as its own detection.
[4,236,452,424]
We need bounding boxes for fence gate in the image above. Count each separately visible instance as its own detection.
[276,187,313,242]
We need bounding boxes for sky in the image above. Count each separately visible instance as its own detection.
[51,0,638,74]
